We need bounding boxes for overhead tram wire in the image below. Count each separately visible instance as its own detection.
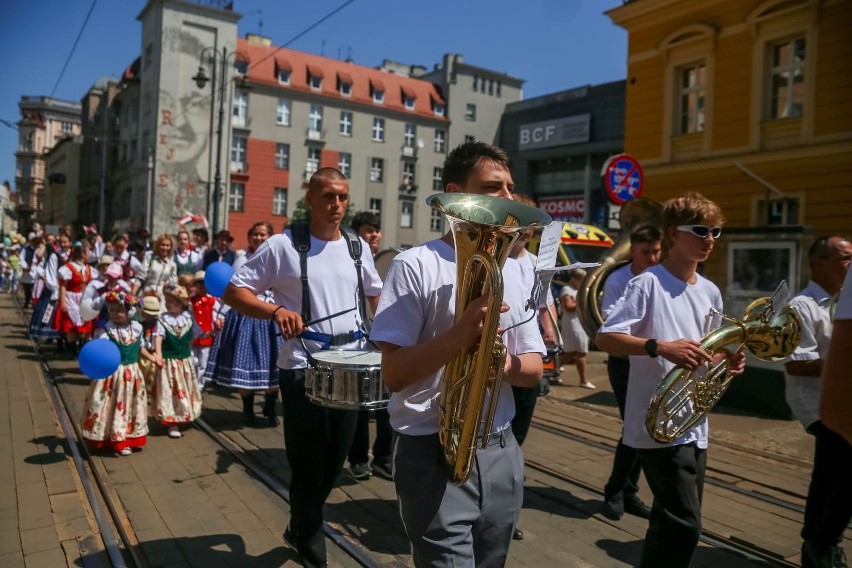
[50,0,99,99]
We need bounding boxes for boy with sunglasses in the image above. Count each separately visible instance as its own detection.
[596,192,746,568]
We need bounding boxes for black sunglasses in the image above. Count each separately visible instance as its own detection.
[676,225,722,239]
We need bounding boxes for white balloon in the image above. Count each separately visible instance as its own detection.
[79,298,100,322]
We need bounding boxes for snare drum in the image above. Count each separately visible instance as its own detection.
[304,349,388,410]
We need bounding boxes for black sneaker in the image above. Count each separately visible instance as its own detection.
[370,460,393,480]
[602,499,623,520]
[512,528,524,540]
[624,497,651,519]
[349,462,371,481]
[282,526,302,563]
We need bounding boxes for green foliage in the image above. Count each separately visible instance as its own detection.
[290,197,356,226]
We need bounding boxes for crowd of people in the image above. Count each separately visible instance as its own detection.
[7,138,850,568]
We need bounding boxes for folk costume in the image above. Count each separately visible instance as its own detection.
[55,259,95,335]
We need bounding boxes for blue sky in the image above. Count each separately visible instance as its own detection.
[0,0,626,190]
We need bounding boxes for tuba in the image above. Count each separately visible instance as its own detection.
[646,292,801,443]
[427,193,551,484]
[577,198,663,338]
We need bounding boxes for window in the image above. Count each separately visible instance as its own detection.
[339,82,352,96]
[434,129,446,153]
[22,137,32,152]
[369,198,382,215]
[678,63,706,134]
[430,208,443,232]
[756,197,800,226]
[306,148,320,177]
[309,74,322,90]
[464,135,475,143]
[465,104,476,121]
[402,162,415,188]
[404,96,415,110]
[235,60,248,77]
[309,106,323,133]
[278,69,291,84]
[433,167,443,191]
[338,152,351,177]
[403,124,416,148]
[339,111,353,136]
[488,80,494,95]
[473,76,479,91]
[373,88,384,104]
[434,103,445,117]
[370,158,384,182]
[372,118,385,142]
[228,183,245,212]
[144,44,152,69]
[496,81,502,97]
[400,200,414,228]
[61,122,73,134]
[275,143,290,169]
[230,136,246,171]
[232,92,247,127]
[273,187,288,216]
[276,99,291,126]
[769,37,806,119]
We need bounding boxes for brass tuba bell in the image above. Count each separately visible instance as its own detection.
[646,292,802,443]
[427,193,551,484]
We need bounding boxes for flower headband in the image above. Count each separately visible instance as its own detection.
[104,290,140,307]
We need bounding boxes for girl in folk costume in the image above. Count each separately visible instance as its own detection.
[137,295,162,392]
[112,234,145,284]
[55,241,96,349]
[142,234,178,303]
[189,271,219,387]
[205,222,282,426]
[80,291,149,456]
[81,260,130,331]
[152,285,203,438]
[30,233,71,342]
[174,230,202,277]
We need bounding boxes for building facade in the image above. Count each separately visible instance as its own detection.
[15,96,82,231]
[498,81,626,228]
[608,0,852,316]
[43,137,82,227]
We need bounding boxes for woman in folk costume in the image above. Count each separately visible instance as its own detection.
[55,241,96,349]
[30,233,71,342]
[142,234,178,303]
[173,230,202,277]
[80,291,149,456]
[205,222,282,426]
[152,285,203,438]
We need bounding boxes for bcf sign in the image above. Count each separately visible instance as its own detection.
[537,196,586,220]
[518,115,591,150]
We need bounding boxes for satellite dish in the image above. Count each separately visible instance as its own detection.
[417,138,425,149]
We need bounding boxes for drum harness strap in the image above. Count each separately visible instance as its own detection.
[290,223,370,357]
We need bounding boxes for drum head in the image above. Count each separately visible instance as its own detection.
[311,349,382,366]
[374,249,400,280]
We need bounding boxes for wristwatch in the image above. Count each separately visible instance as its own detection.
[644,339,659,358]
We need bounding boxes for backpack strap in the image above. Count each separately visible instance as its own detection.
[340,226,370,333]
[289,223,312,322]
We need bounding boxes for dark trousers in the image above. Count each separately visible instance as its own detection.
[281,369,357,568]
[348,407,392,465]
[802,420,852,550]
[510,385,538,446]
[637,443,706,568]
[21,282,34,308]
[603,357,642,502]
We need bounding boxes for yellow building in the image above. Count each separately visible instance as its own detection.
[608,0,851,307]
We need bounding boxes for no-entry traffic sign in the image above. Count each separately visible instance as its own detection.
[602,154,644,205]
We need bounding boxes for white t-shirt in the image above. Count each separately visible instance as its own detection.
[598,264,723,449]
[370,238,546,436]
[836,269,852,320]
[230,231,382,369]
[516,250,554,308]
[784,280,834,428]
[601,263,636,319]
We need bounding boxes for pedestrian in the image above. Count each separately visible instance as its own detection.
[19,234,40,309]
[206,222,282,426]
[560,267,595,388]
[370,141,546,566]
[600,223,661,521]
[223,168,382,567]
[151,285,203,439]
[29,233,71,344]
[142,234,178,303]
[190,271,218,388]
[346,211,393,481]
[596,193,745,568]
[192,227,210,260]
[174,230,202,277]
[202,230,236,268]
[784,234,852,568]
[80,291,149,456]
[55,241,96,351]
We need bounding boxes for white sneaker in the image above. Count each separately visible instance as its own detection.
[580,382,596,390]
[168,426,182,438]
[119,448,132,456]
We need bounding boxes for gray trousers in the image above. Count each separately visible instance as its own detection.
[393,428,524,567]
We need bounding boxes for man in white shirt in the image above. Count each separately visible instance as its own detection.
[600,224,661,521]
[371,141,546,566]
[784,234,852,568]
[223,168,382,568]
[597,193,745,568]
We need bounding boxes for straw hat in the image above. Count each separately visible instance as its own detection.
[141,296,162,317]
[162,285,191,306]
[193,270,206,282]
[98,254,115,266]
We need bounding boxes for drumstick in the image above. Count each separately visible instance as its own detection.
[277,307,358,337]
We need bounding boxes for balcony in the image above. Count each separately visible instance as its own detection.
[306,128,326,142]
[399,181,417,194]
[402,145,417,158]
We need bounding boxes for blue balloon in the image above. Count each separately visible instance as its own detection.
[78,339,121,380]
[204,261,235,297]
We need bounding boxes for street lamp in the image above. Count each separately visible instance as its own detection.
[191,47,250,235]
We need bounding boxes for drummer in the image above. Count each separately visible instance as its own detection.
[223,168,382,568]
[346,211,394,482]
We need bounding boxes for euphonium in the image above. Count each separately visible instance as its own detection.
[646,295,801,443]
[427,193,551,484]
[577,198,663,338]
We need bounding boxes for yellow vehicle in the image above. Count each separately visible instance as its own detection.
[529,221,614,288]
